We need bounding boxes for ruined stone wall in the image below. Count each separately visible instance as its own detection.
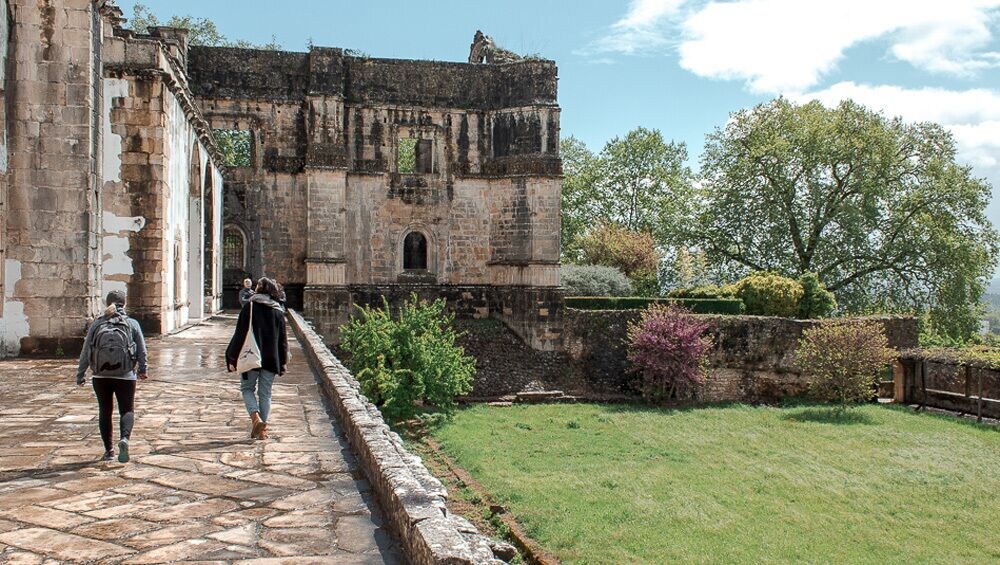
[2,0,104,355]
[100,27,225,335]
[562,309,919,402]
[188,45,563,350]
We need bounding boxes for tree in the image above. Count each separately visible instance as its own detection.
[684,98,998,339]
[560,136,602,262]
[580,223,662,296]
[130,4,280,49]
[560,129,693,261]
[601,128,692,237]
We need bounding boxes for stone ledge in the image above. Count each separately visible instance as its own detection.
[287,309,509,564]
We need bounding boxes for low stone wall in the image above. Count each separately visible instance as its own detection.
[304,284,563,351]
[562,309,919,403]
[287,309,509,564]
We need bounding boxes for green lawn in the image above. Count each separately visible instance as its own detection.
[431,403,1000,564]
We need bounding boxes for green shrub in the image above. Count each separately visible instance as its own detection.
[561,265,633,297]
[565,296,744,314]
[340,294,475,421]
[797,272,837,318]
[668,284,736,299]
[580,223,663,296]
[794,321,896,410]
[730,272,804,317]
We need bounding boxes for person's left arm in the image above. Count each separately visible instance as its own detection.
[278,314,288,375]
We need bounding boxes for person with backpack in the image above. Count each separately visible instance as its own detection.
[76,290,148,462]
[226,277,288,440]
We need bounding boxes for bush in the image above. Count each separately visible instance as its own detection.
[730,272,804,317]
[627,304,714,400]
[797,272,837,318]
[668,284,736,299]
[580,223,662,296]
[340,294,475,421]
[794,321,895,409]
[561,265,633,297]
[565,296,745,314]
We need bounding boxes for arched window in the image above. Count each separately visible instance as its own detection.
[403,232,427,270]
[223,225,246,271]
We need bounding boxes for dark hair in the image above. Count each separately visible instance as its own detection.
[105,290,126,306]
[256,277,285,302]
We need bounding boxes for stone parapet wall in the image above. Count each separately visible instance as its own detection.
[563,309,919,402]
[188,46,557,110]
[304,284,563,352]
[287,309,508,564]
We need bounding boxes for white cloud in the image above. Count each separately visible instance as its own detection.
[590,0,687,54]
[592,0,1000,92]
[792,82,1000,168]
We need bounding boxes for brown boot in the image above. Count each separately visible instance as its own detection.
[250,412,265,440]
[259,423,269,440]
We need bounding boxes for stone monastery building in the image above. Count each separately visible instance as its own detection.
[0,0,563,356]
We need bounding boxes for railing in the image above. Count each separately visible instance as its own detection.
[896,355,1000,421]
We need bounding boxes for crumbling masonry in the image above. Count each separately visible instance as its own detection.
[186,36,563,350]
[1,0,224,355]
[0,2,563,356]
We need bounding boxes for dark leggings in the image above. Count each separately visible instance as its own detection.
[92,378,136,451]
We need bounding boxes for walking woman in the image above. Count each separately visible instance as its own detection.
[226,277,288,440]
[76,290,148,462]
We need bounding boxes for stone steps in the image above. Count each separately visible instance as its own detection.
[513,390,577,404]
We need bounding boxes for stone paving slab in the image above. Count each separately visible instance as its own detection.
[0,315,402,564]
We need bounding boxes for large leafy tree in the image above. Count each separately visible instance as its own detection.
[684,98,998,339]
[560,128,692,262]
[560,136,602,262]
[598,127,692,238]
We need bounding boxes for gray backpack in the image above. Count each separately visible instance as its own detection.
[90,314,136,377]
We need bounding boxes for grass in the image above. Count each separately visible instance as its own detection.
[430,402,1000,564]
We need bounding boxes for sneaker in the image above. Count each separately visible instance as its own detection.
[101,450,114,461]
[117,438,129,463]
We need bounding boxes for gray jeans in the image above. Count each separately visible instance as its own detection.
[241,369,276,422]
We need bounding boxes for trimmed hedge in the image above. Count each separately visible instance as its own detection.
[565,296,745,315]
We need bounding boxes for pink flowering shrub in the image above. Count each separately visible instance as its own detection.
[627,304,714,400]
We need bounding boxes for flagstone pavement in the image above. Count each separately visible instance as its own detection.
[0,314,403,564]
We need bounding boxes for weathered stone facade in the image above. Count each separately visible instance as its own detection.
[0,1,225,355]
[185,45,563,350]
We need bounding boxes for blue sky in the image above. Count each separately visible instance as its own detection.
[123,0,1000,253]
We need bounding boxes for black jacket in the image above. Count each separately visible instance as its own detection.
[226,295,289,375]
[239,287,254,307]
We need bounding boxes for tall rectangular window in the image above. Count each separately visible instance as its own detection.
[416,139,433,173]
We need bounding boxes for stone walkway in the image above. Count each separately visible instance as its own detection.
[0,315,402,564]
